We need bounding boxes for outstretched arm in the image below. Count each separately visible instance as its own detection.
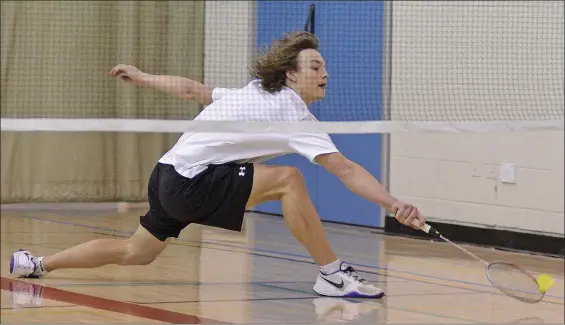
[140,74,213,106]
[109,64,213,106]
[315,151,425,228]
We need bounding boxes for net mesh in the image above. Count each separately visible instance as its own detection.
[1,1,564,202]
[1,1,204,121]
[1,1,563,129]
[388,1,564,122]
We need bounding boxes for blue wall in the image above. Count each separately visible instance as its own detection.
[254,1,385,227]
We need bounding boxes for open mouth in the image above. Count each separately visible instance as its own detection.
[318,83,327,89]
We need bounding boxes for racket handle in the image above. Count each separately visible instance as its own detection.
[420,223,441,238]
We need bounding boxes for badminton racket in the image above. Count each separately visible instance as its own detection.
[419,223,552,303]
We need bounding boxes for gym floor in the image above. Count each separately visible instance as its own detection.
[1,204,563,323]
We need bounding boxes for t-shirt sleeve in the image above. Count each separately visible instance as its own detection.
[211,87,236,102]
[288,133,340,163]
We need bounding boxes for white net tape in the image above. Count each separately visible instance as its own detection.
[2,118,563,134]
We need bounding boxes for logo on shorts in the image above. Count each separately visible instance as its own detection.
[239,167,246,176]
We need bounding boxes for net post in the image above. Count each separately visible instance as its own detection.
[304,4,315,34]
[380,0,394,227]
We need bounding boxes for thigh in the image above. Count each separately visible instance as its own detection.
[245,164,301,209]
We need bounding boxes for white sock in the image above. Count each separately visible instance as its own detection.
[318,259,342,275]
[31,256,47,276]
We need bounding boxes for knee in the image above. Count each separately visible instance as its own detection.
[280,166,305,191]
[120,241,158,266]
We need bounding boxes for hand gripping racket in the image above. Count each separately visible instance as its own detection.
[419,223,553,303]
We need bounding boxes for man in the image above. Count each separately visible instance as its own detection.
[10,31,424,298]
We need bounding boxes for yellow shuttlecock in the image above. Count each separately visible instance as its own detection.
[536,274,554,293]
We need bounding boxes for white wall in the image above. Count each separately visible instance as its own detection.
[204,1,256,89]
[389,1,564,236]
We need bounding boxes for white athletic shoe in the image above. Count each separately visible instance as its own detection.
[313,262,385,298]
[10,249,45,278]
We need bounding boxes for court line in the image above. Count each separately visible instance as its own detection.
[12,215,565,303]
[1,305,77,310]
[195,239,565,284]
[127,290,484,306]
[173,239,565,306]
[0,277,228,324]
[256,283,485,323]
[3,217,526,323]
[3,270,475,323]
[133,296,317,304]
[255,281,482,298]
[43,279,405,288]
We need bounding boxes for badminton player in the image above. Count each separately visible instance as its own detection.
[10,31,425,298]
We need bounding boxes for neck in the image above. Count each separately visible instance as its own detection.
[286,83,312,106]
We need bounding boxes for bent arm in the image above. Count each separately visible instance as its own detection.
[315,152,398,211]
[140,74,213,106]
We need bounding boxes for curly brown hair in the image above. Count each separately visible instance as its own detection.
[249,31,320,93]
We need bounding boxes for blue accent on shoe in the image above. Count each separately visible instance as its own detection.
[10,249,27,274]
[315,290,385,299]
[9,254,14,274]
[27,256,39,278]
[340,291,385,299]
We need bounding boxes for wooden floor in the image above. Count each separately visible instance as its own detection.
[1,203,563,323]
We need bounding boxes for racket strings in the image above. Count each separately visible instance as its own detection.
[486,262,543,303]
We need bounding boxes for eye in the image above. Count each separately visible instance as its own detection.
[312,67,319,71]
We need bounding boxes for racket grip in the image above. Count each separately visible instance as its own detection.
[420,223,441,238]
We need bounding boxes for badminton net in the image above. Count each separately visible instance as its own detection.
[1,1,563,202]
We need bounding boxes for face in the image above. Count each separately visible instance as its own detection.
[286,49,328,105]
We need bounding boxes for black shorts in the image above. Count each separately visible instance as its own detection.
[140,162,254,241]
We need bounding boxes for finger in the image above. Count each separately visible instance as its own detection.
[417,212,426,227]
[113,70,128,80]
[397,206,410,224]
[411,217,424,229]
[406,208,419,226]
[111,64,128,76]
[393,206,405,222]
[396,205,412,224]
[110,66,120,75]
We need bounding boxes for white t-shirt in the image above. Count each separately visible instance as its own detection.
[158,80,339,178]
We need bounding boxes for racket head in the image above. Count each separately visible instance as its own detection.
[486,261,545,303]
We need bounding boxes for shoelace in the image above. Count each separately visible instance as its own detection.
[343,266,367,284]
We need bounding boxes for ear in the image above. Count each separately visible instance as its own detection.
[286,70,297,82]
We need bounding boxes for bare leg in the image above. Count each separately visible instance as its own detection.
[246,164,337,266]
[245,165,384,298]
[42,225,168,272]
